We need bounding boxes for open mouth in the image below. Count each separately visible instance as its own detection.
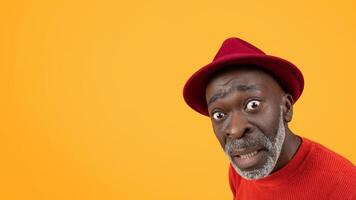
[232,148,267,169]
[238,150,260,159]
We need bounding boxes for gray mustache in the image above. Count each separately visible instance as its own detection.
[225,134,271,153]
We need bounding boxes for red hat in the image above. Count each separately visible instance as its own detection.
[183,37,304,116]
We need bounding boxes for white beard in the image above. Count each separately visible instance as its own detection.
[224,107,286,180]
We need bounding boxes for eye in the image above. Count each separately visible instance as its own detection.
[245,100,261,112]
[212,111,226,121]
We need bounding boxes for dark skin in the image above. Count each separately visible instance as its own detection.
[205,67,301,173]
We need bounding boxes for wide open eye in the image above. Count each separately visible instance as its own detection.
[245,100,261,112]
[212,111,226,121]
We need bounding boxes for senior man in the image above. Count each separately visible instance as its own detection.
[183,37,356,199]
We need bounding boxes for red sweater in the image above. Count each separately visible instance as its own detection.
[228,137,356,200]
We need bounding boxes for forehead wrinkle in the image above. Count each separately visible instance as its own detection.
[207,83,260,106]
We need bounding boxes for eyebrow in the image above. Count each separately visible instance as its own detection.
[207,84,260,106]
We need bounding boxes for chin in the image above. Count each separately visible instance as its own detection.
[228,149,278,180]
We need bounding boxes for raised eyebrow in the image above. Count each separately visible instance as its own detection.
[207,84,260,106]
[207,91,224,107]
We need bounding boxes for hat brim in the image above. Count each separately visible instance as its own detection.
[183,53,304,116]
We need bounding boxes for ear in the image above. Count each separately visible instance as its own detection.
[282,94,294,122]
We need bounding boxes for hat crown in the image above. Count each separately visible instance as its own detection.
[213,37,266,61]
[183,37,304,116]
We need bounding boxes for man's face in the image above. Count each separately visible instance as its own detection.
[205,68,288,179]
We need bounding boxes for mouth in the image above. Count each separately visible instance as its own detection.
[238,150,260,158]
[232,146,265,157]
[231,147,267,169]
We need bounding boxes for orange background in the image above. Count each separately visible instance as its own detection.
[1,0,355,199]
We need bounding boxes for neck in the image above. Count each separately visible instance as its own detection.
[272,128,301,173]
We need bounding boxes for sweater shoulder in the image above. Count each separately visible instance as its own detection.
[306,139,356,193]
[308,139,355,171]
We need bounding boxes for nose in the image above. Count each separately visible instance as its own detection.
[225,111,252,139]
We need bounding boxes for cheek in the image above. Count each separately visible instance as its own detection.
[212,122,227,149]
[251,108,280,138]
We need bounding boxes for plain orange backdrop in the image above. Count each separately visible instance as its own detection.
[1,0,355,199]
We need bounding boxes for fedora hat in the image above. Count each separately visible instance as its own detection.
[183,37,304,116]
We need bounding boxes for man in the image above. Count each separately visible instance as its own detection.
[183,37,356,199]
